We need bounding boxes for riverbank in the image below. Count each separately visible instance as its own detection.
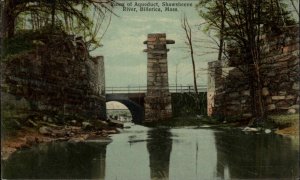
[151,115,299,137]
[1,119,121,161]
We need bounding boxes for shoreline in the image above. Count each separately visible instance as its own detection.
[2,117,298,161]
[1,124,119,161]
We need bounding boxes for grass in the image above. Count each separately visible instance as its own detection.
[268,114,299,128]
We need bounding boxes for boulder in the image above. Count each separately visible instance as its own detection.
[243,127,259,132]
[70,120,77,125]
[264,129,272,134]
[287,108,296,114]
[94,120,109,129]
[82,121,93,130]
[267,104,276,111]
[292,82,299,90]
[271,96,285,100]
[39,126,53,135]
[262,87,269,96]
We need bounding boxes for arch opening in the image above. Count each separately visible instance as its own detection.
[106,101,132,122]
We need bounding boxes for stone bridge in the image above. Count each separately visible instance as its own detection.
[105,85,206,124]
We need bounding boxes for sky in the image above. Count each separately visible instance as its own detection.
[92,1,218,88]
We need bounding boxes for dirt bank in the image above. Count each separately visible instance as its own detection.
[1,122,120,161]
[275,122,299,137]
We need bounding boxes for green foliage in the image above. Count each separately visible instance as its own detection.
[171,92,207,117]
[268,114,299,127]
[2,26,66,60]
[2,31,35,58]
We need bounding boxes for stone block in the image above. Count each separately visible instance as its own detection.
[242,113,252,118]
[262,87,269,96]
[272,96,285,100]
[242,90,250,96]
[292,82,299,90]
[287,108,297,114]
[267,104,276,111]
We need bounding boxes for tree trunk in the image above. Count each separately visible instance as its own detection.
[217,0,226,61]
[2,0,16,38]
[51,0,56,32]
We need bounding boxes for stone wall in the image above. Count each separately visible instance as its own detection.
[1,34,106,121]
[208,26,299,118]
[143,33,174,122]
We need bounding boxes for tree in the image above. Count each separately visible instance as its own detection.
[196,0,227,61]
[1,0,114,40]
[181,14,200,111]
[197,0,297,120]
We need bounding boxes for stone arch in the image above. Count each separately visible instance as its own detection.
[106,99,144,124]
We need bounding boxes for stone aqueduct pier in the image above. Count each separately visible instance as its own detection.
[143,33,175,122]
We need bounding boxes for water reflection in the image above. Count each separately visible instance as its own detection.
[147,128,172,179]
[2,141,109,179]
[214,130,299,179]
[2,126,299,179]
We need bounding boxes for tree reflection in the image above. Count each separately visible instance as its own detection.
[147,128,173,180]
[214,130,299,179]
[3,141,110,179]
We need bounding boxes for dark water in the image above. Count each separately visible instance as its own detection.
[2,125,299,179]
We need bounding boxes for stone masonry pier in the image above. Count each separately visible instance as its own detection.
[143,33,175,122]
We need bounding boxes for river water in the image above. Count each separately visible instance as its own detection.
[2,124,299,179]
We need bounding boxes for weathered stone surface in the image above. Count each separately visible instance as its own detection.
[262,87,269,96]
[242,90,250,96]
[289,104,299,110]
[1,34,106,121]
[292,82,299,90]
[267,104,276,111]
[39,126,52,135]
[82,122,93,130]
[287,108,296,114]
[144,33,174,122]
[272,96,285,100]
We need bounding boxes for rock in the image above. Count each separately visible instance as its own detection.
[108,120,124,128]
[271,96,285,100]
[267,104,276,111]
[292,82,299,90]
[39,126,53,135]
[242,90,250,96]
[242,113,252,118]
[47,117,53,123]
[82,121,93,130]
[285,95,296,100]
[27,119,38,127]
[289,104,299,110]
[71,120,77,125]
[287,108,296,114]
[264,129,272,134]
[278,91,286,96]
[94,120,109,129]
[68,137,85,143]
[266,97,272,104]
[242,127,259,132]
[262,87,269,96]
[196,115,203,119]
